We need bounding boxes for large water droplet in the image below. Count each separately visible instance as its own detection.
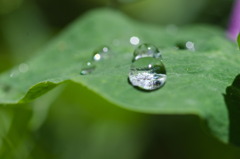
[129,57,167,91]
[80,62,96,75]
[92,46,110,62]
[133,43,162,61]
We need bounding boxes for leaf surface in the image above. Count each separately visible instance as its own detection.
[0,8,240,144]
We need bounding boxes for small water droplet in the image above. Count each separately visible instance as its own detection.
[93,46,110,62]
[133,43,162,61]
[18,63,29,73]
[186,41,195,51]
[10,72,15,78]
[129,57,167,91]
[176,41,195,51]
[9,70,19,78]
[130,36,140,45]
[80,62,96,75]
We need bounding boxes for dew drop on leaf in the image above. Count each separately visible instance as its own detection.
[81,46,111,75]
[186,41,195,51]
[80,62,96,75]
[92,46,110,62]
[128,57,167,91]
[18,63,29,73]
[133,43,162,61]
[176,41,195,51]
[130,36,140,45]
[9,70,19,78]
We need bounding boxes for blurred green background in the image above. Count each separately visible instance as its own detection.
[0,0,240,158]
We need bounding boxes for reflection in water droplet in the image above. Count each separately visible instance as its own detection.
[93,46,110,62]
[129,57,167,91]
[93,54,101,61]
[130,36,140,45]
[19,63,29,73]
[80,62,96,75]
[133,43,162,61]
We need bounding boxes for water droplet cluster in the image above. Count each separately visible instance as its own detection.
[80,42,167,91]
[80,46,111,75]
[9,63,29,78]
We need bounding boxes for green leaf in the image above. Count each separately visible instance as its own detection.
[0,8,239,145]
[224,74,240,146]
[0,107,13,147]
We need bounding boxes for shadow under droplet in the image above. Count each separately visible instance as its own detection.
[224,74,240,146]
[175,42,187,50]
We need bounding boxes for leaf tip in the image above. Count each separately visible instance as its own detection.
[20,81,58,103]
